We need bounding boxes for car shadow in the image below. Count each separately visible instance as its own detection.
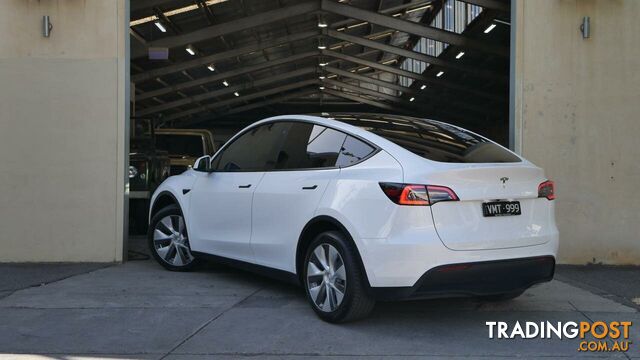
[130,235,534,319]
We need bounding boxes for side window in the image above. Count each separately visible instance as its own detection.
[275,123,347,170]
[213,123,288,171]
[336,136,376,167]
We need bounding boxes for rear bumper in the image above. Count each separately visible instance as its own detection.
[369,256,555,301]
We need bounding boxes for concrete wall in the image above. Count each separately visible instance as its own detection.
[513,0,640,264]
[0,0,127,262]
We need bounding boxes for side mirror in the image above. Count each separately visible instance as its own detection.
[193,155,212,172]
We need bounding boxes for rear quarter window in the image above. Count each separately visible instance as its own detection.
[336,136,376,167]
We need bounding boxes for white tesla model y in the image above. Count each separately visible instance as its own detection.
[148,114,558,322]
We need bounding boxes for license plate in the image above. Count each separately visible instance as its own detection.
[482,201,521,217]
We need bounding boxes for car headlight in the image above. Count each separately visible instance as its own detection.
[128,165,138,178]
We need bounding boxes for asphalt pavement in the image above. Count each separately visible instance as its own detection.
[0,241,638,359]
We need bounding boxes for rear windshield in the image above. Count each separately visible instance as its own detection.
[332,114,521,163]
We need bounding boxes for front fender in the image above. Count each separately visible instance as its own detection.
[148,170,200,222]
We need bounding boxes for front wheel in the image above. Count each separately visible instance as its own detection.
[148,205,199,271]
[303,231,375,323]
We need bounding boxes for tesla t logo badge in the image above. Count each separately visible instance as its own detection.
[500,177,509,187]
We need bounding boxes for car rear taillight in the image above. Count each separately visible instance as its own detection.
[538,180,555,200]
[379,183,459,206]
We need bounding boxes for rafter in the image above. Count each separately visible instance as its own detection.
[322,50,503,101]
[131,0,193,13]
[221,89,319,116]
[459,0,510,13]
[153,6,182,34]
[325,29,504,81]
[137,51,319,101]
[324,66,412,94]
[324,78,401,103]
[322,88,400,112]
[132,1,320,59]
[327,71,502,117]
[138,67,317,116]
[164,79,319,121]
[330,0,434,30]
[178,90,321,128]
[321,0,508,57]
[329,79,499,119]
[129,0,508,124]
[132,31,318,83]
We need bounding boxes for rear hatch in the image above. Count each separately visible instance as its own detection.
[422,163,555,250]
[334,113,557,251]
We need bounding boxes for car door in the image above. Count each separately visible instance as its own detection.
[251,122,355,272]
[188,123,287,262]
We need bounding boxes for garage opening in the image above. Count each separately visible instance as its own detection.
[126,0,511,250]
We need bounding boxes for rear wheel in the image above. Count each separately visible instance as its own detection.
[303,231,375,323]
[148,205,199,271]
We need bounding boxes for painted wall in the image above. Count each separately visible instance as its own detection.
[0,0,127,262]
[513,0,640,264]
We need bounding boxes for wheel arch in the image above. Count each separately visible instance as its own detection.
[149,190,182,222]
[295,215,370,287]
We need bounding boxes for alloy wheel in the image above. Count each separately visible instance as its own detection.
[306,243,347,312]
[153,215,194,267]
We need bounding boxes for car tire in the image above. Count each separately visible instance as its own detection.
[303,230,375,323]
[480,290,524,302]
[148,205,200,272]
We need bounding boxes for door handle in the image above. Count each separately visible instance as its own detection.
[302,185,318,190]
[238,184,252,188]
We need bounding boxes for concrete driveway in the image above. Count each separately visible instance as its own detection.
[0,255,638,359]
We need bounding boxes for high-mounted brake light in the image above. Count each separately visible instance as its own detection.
[379,183,459,206]
[538,180,555,200]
